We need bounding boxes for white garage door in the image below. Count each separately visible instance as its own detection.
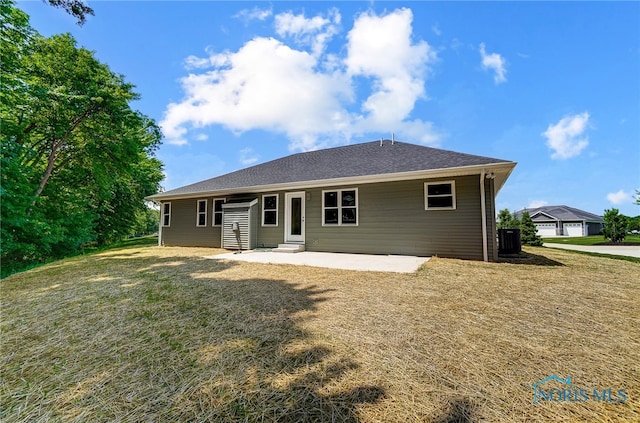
[536,223,556,237]
[563,222,583,237]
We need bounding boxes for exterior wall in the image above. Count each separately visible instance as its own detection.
[586,222,603,236]
[160,198,222,247]
[160,174,490,260]
[303,175,484,260]
[255,193,285,248]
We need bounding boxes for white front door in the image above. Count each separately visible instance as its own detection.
[284,192,305,243]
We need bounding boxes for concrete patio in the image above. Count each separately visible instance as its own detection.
[207,250,430,273]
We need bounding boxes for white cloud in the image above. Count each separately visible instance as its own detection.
[606,189,633,205]
[195,133,208,141]
[528,200,548,208]
[161,36,352,149]
[184,55,211,70]
[234,6,272,24]
[345,8,437,142]
[239,147,259,165]
[274,8,340,57]
[542,112,590,159]
[479,43,507,84]
[161,7,440,150]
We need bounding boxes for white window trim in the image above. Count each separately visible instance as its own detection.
[262,194,279,227]
[424,180,456,210]
[212,198,226,227]
[322,188,359,226]
[162,202,171,227]
[196,199,207,227]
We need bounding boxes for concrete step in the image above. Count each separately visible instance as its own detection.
[272,244,305,253]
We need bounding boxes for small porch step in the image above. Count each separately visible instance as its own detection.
[272,244,305,253]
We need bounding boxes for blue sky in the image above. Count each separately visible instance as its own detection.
[20,1,640,216]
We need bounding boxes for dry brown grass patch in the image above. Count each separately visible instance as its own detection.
[1,245,638,422]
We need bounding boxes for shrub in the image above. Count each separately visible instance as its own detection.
[520,211,543,246]
[602,208,628,243]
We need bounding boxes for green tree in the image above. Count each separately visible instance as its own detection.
[602,209,628,243]
[628,215,640,232]
[45,0,93,25]
[131,204,160,237]
[1,2,163,275]
[497,209,520,229]
[519,211,543,246]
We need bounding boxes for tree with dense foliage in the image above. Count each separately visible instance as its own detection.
[130,205,160,237]
[1,1,163,275]
[519,211,543,246]
[627,215,640,233]
[496,209,543,246]
[497,209,519,229]
[45,0,93,25]
[602,208,628,243]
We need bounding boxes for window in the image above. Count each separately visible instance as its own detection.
[162,202,171,227]
[196,199,207,227]
[323,189,358,225]
[262,194,278,226]
[425,181,456,210]
[213,198,225,226]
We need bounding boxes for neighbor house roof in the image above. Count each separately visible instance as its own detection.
[149,140,516,201]
[517,205,603,222]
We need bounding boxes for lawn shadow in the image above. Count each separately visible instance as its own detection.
[432,397,479,423]
[178,274,386,422]
[3,248,385,421]
[498,251,565,266]
[47,250,384,421]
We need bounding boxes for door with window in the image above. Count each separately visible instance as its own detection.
[284,192,305,243]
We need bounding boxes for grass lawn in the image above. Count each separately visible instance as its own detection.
[1,245,638,422]
[542,234,640,246]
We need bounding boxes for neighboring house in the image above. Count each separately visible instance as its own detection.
[516,205,604,237]
[147,140,516,261]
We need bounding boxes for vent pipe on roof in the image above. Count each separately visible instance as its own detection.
[380,137,383,146]
[392,132,395,144]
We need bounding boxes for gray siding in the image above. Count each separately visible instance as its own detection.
[586,222,603,236]
[255,193,285,248]
[160,198,222,247]
[161,175,493,261]
[304,175,484,260]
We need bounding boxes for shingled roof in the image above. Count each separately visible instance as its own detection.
[149,140,515,200]
[519,205,603,222]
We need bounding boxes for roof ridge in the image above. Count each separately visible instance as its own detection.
[517,205,603,220]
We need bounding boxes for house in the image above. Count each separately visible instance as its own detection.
[516,205,603,237]
[147,140,516,261]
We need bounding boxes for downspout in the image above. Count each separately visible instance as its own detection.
[157,202,163,247]
[480,170,488,262]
